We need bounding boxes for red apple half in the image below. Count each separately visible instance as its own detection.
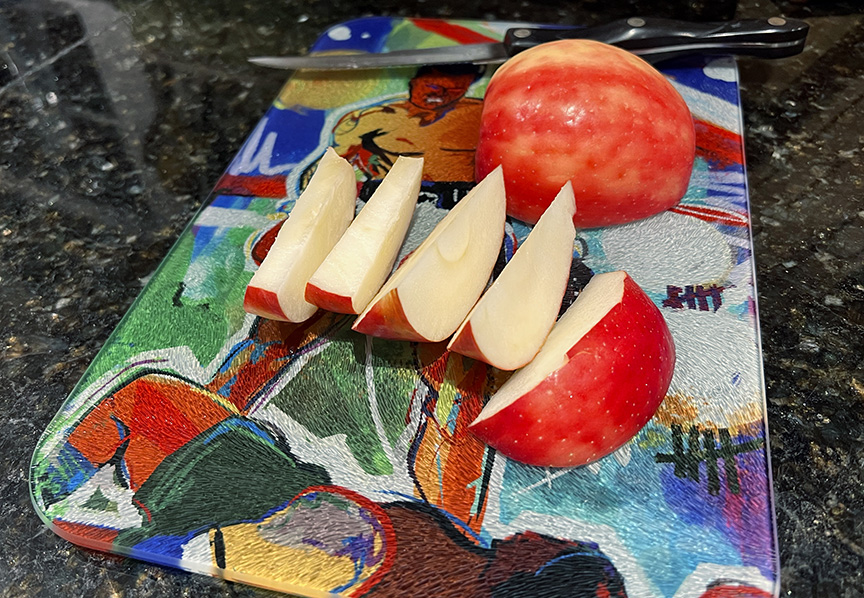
[448,182,577,370]
[305,156,423,314]
[469,270,675,467]
[352,166,506,342]
[244,148,356,322]
[475,39,695,228]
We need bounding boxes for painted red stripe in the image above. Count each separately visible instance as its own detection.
[53,519,120,549]
[670,204,749,227]
[133,498,153,523]
[410,19,499,45]
[695,119,744,169]
[215,173,287,198]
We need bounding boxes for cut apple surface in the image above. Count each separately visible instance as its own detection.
[352,166,507,342]
[448,182,577,370]
[305,156,423,314]
[469,270,675,468]
[243,147,357,322]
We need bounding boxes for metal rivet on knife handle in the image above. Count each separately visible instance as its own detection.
[768,17,787,26]
[512,29,532,38]
[627,17,647,28]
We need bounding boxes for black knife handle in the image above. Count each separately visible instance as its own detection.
[503,17,810,63]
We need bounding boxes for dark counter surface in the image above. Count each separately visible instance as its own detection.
[1,0,862,596]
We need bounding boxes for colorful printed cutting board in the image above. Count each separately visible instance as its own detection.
[30,17,779,598]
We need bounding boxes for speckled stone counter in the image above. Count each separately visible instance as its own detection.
[1,1,862,597]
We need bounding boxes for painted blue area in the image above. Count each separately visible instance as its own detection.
[506,219,531,245]
[190,195,261,261]
[191,226,216,261]
[707,187,746,198]
[132,533,192,561]
[110,415,128,441]
[218,339,254,374]
[245,497,294,524]
[501,222,518,260]
[250,340,279,364]
[210,195,253,209]
[657,431,774,579]
[373,489,491,548]
[535,551,598,577]
[727,298,753,320]
[714,164,747,178]
[119,459,131,487]
[227,107,327,177]
[683,157,713,201]
[445,400,460,435]
[497,429,742,595]
[435,503,487,547]
[578,227,608,274]
[662,57,740,106]
[201,418,274,446]
[331,552,365,593]
[52,443,97,494]
[313,17,395,53]
[216,375,237,398]
[226,18,395,178]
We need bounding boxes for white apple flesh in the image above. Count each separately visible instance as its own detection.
[469,270,675,467]
[448,182,577,370]
[243,147,357,322]
[305,156,423,314]
[352,166,507,342]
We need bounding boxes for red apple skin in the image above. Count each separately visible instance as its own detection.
[447,320,482,361]
[243,286,289,321]
[469,275,675,468]
[304,283,355,314]
[476,40,695,228]
[352,289,426,342]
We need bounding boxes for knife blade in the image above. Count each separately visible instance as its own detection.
[249,16,809,70]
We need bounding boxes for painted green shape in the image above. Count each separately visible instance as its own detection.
[271,330,416,476]
[82,488,117,513]
[116,417,329,547]
[248,197,283,216]
[77,231,251,393]
[369,340,421,447]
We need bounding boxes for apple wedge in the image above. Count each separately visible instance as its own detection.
[352,166,506,342]
[448,182,577,370]
[305,156,423,314]
[469,270,675,468]
[243,147,356,322]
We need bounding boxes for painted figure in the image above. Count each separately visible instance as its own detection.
[332,64,485,182]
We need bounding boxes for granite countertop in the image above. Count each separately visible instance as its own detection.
[1,0,862,596]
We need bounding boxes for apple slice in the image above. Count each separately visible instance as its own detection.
[352,166,506,342]
[448,182,577,370]
[469,270,675,468]
[305,156,423,314]
[243,147,356,322]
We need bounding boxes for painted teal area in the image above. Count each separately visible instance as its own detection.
[498,428,744,595]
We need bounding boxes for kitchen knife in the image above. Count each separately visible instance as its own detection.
[249,16,809,70]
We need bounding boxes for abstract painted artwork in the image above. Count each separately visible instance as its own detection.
[30,18,778,598]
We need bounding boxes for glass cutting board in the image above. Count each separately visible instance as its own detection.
[30,17,779,598]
